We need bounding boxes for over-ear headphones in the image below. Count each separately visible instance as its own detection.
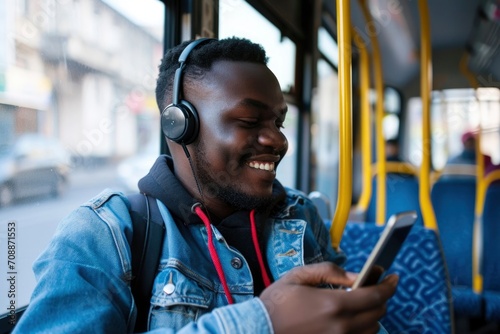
[161,38,215,145]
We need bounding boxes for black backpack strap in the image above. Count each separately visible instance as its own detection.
[128,193,165,333]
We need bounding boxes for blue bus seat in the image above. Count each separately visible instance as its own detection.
[339,221,453,333]
[431,176,482,318]
[482,183,500,320]
[366,173,423,226]
[308,191,332,220]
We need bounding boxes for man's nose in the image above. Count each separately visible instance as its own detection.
[257,125,288,152]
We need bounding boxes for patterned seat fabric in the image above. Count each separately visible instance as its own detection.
[482,184,500,321]
[431,177,481,318]
[340,222,453,334]
[483,291,500,321]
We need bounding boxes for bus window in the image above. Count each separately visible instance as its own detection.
[382,87,401,141]
[318,27,339,68]
[311,58,339,213]
[405,87,500,170]
[383,114,399,140]
[219,0,296,94]
[275,104,298,188]
[0,0,164,314]
[478,87,500,164]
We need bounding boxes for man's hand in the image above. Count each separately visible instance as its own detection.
[259,262,398,334]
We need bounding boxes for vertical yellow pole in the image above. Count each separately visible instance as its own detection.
[352,29,372,214]
[330,0,352,249]
[461,53,483,292]
[473,93,485,293]
[459,54,479,89]
[417,0,437,230]
[359,0,386,225]
[473,132,484,293]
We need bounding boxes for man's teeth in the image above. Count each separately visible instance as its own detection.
[248,161,275,171]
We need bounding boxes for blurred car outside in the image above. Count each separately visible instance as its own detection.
[117,137,160,193]
[0,134,71,207]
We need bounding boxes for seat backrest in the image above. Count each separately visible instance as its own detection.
[308,191,332,220]
[431,176,476,287]
[482,183,500,291]
[366,173,423,226]
[340,222,453,333]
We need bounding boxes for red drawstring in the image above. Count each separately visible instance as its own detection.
[249,209,272,288]
[194,206,234,304]
[193,205,272,304]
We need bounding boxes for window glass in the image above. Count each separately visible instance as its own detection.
[405,97,423,166]
[318,27,338,67]
[477,88,500,164]
[219,0,296,94]
[275,104,298,188]
[311,58,339,213]
[384,87,401,114]
[381,87,401,141]
[383,114,400,140]
[0,0,164,314]
[404,88,500,169]
[440,89,479,165]
[369,87,401,142]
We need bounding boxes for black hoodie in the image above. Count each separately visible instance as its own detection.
[138,155,286,295]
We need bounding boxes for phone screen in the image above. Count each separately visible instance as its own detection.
[375,224,413,269]
[352,211,417,289]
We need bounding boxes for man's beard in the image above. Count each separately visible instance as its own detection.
[192,143,273,211]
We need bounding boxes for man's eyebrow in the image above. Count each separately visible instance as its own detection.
[237,98,288,115]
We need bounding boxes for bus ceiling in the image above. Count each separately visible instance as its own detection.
[319,0,500,96]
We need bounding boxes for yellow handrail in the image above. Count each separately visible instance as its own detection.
[475,133,486,216]
[352,29,372,213]
[359,0,386,226]
[459,53,479,89]
[330,0,352,250]
[483,169,500,189]
[417,0,437,230]
[473,127,485,294]
[372,162,419,176]
[473,169,500,294]
[460,56,483,293]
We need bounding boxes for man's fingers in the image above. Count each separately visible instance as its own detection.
[283,262,357,287]
[347,311,385,334]
[339,274,399,311]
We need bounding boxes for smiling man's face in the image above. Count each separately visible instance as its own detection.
[186,60,288,211]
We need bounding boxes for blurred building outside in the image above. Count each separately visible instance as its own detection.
[0,0,163,168]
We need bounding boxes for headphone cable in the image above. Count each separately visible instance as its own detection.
[182,143,214,221]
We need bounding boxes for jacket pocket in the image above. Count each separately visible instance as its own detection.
[149,267,213,331]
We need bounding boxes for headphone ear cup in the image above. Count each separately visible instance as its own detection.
[178,99,199,145]
[161,100,199,144]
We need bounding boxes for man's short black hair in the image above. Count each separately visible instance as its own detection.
[386,138,399,146]
[155,37,269,112]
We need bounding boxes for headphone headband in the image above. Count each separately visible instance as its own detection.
[179,38,214,63]
[172,38,215,104]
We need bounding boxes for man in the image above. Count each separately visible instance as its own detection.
[385,138,401,162]
[15,38,397,333]
[447,131,477,165]
[446,130,494,174]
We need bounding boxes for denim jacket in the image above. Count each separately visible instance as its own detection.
[14,187,347,333]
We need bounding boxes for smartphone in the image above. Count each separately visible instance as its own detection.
[351,211,417,289]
